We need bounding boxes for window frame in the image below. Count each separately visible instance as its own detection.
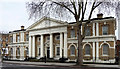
[17,35,20,42]
[85,26,91,36]
[102,25,108,35]
[70,29,75,38]
[70,45,76,56]
[102,44,109,56]
[17,48,20,56]
[26,34,29,41]
[85,44,91,56]
[55,44,60,57]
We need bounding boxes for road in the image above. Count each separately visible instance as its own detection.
[0,62,118,69]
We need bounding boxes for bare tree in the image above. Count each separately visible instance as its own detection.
[26,0,102,66]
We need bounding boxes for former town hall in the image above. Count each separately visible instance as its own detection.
[8,14,116,63]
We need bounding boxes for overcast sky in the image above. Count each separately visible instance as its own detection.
[0,0,118,39]
[0,0,34,32]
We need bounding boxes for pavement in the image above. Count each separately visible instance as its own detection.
[2,60,120,68]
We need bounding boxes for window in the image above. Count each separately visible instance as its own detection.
[103,44,109,55]
[70,45,75,56]
[10,36,13,43]
[46,36,50,41]
[102,25,108,35]
[26,47,29,56]
[11,48,13,55]
[71,29,75,38]
[37,37,41,42]
[85,26,91,36]
[56,47,60,56]
[17,36,20,42]
[55,35,60,40]
[26,34,29,41]
[85,44,91,55]
[39,48,40,56]
[17,48,20,55]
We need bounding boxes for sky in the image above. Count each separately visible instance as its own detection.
[0,0,118,39]
[0,0,34,33]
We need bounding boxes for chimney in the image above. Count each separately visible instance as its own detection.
[21,26,24,30]
[97,13,103,18]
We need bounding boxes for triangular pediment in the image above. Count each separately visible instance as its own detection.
[27,17,68,30]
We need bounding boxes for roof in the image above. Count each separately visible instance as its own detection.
[69,17,114,24]
[9,29,26,33]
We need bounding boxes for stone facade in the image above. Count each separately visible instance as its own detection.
[8,14,116,63]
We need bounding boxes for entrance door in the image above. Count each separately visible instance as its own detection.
[47,47,50,58]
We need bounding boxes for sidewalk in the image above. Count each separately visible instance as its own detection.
[3,60,120,68]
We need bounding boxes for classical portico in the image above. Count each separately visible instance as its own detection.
[27,17,68,59]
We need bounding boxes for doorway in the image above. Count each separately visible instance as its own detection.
[47,47,50,58]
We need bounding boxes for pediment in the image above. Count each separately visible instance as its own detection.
[27,17,68,30]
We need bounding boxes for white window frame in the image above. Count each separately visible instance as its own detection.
[70,45,75,56]
[102,25,108,35]
[85,26,91,36]
[102,44,109,56]
[84,44,91,56]
[26,34,29,41]
[55,44,60,57]
[70,29,75,38]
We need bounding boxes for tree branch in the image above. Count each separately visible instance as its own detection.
[53,1,75,15]
[70,0,77,15]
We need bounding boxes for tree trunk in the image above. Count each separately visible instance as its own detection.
[76,21,83,66]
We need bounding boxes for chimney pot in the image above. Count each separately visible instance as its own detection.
[97,13,103,18]
[21,26,24,30]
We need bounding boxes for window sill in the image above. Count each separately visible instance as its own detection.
[85,55,91,56]
[102,55,109,56]
[70,55,75,56]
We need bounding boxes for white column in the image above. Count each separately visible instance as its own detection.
[93,23,95,36]
[96,23,99,36]
[50,33,53,58]
[40,34,44,58]
[32,36,35,57]
[29,36,32,57]
[96,42,99,61]
[64,32,68,58]
[93,42,95,61]
[60,33,63,58]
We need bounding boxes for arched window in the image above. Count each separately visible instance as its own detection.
[85,44,91,55]
[70,45,75,56]
[17,48,20,56]
[103,44,109,55]
[11,48,13,55]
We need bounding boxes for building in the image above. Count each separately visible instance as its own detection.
[8,14,116,63]
[8,26,29,60]
[0,33,9,58]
